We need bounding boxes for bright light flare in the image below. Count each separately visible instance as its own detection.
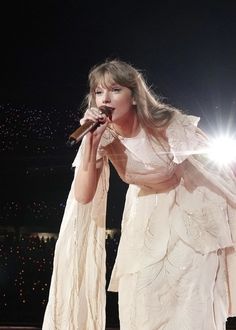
[208,135,236,166]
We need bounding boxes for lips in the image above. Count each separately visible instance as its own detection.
[109,107,115,121]
[99,105,115,121]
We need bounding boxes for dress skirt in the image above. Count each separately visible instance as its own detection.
[118,237,228,330]
[109,179,234,330]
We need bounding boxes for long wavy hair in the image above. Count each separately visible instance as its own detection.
[83,59,180,133]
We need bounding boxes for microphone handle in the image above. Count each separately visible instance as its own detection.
[67,106,113,147]
[67,120,99,146]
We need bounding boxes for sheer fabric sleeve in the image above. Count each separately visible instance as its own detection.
[42,137,110,330]
[166,112,208,164]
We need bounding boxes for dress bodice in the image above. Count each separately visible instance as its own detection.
[100,127,179,190]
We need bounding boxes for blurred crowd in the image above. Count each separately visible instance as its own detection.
[0,103,80,155]
[0,232,120,326]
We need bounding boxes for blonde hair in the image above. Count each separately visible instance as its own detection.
[84,59,180,132]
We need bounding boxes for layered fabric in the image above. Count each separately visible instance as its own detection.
[118,243,228,330]
[42,139,109,330]
[42,113,236,330]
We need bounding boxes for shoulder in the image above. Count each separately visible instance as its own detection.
[168,111,200,129]
[164,111,200,140]
[150,111,200,140]
[165,112,207,164]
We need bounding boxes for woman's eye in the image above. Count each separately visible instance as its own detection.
[95,90,102,95]
[112,88,121,92]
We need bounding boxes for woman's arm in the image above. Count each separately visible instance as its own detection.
[74,108,109,204]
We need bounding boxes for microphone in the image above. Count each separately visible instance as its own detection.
[67,106,113,146]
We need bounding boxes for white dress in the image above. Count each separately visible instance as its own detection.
[42,113,236,330]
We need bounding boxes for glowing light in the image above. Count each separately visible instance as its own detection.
[208,135,236,166]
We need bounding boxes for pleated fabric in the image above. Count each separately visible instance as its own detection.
[42,138,110,330]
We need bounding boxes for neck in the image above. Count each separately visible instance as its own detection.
[111,114,140,138]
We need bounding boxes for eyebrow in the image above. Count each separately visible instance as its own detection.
[95,83,121,90]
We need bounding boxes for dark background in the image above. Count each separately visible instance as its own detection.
[0,0,236,328]
[1,0,236,225]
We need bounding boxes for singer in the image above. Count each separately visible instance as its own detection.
[42,59,236,330]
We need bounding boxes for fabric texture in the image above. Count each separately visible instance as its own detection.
[42,138,110,330]
[118,246,227,330]
[42,112,236,329]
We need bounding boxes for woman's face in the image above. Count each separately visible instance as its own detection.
[94,80,136,124]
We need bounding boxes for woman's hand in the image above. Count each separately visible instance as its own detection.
[80,107,110,147]
[75,107,109,204]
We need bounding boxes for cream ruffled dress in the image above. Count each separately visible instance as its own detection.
[42,113,236,330]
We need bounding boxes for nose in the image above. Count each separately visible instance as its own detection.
[102,90,111,104]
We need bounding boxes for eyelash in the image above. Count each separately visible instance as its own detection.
[95,88,121,95]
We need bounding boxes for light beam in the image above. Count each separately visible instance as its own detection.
[208,135,236,166]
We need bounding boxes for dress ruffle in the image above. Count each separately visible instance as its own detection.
[166,113,206,163]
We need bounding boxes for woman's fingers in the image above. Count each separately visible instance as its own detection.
[80,107,105,125]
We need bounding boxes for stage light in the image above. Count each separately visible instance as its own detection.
[208,135,236,166]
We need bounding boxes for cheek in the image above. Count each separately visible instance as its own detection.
[122,97,134,109]
[95,96,102,106]
[116,95,133,106]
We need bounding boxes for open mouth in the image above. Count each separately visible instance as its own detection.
[99,106,115,120]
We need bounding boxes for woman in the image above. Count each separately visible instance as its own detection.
[43,60,236,330]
